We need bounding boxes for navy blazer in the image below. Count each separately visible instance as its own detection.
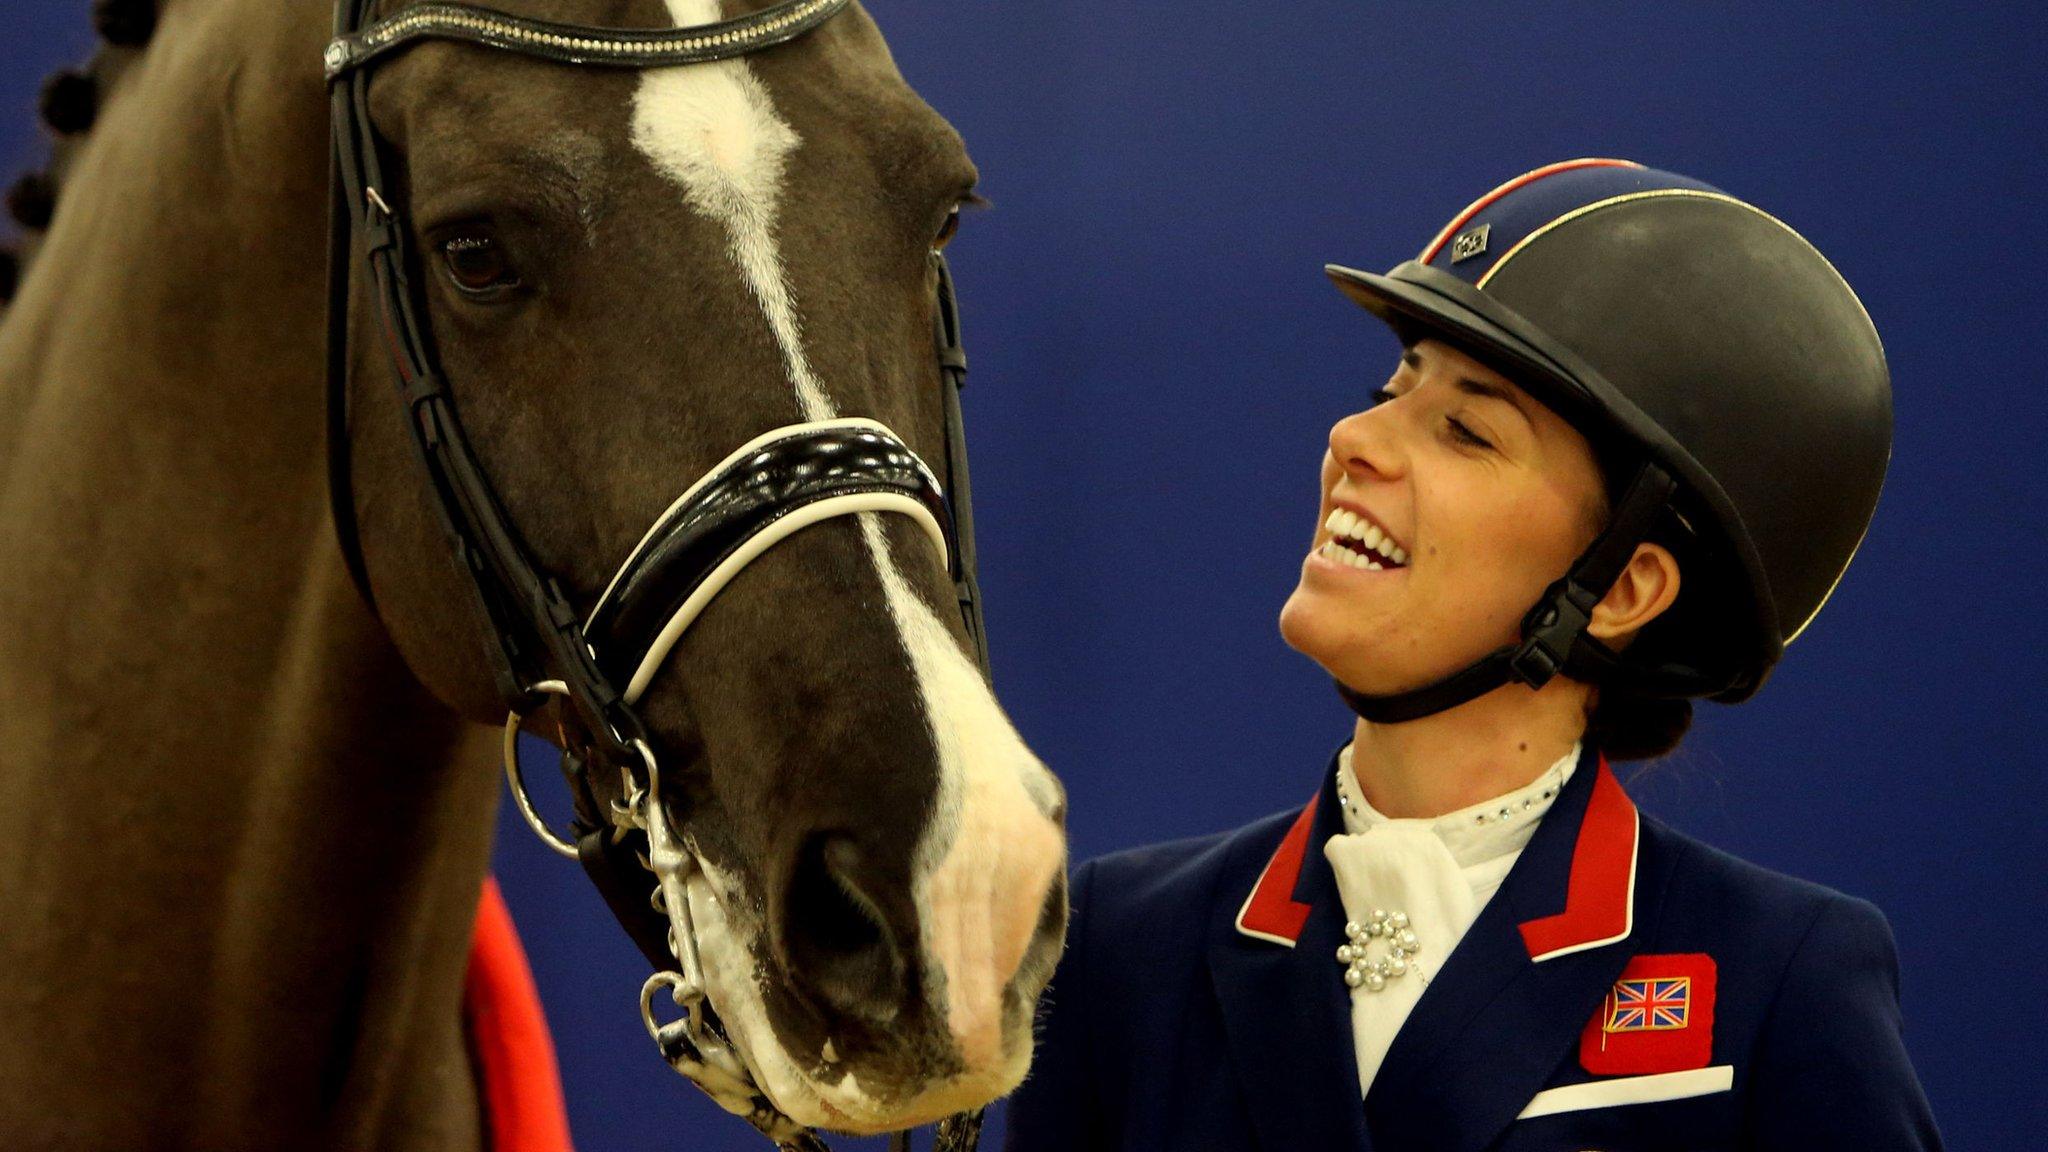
[1005,746,1942,1151]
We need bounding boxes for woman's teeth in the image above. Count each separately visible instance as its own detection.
[1321,508,1408,571]
[1319,538,1382,570]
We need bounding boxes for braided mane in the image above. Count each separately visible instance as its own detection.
[1,0,157,308]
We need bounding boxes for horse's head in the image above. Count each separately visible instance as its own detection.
[335,0,1066,1132]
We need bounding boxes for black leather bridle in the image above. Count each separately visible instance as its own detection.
[324,1,991,1147]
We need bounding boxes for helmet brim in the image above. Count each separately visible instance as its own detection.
[1323,261,1610,435]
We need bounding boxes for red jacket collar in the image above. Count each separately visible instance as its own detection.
[1517,758,1640,961]
[1233,752,1639,960]
[1233,794,1322,946]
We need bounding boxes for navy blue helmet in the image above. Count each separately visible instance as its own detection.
[1326,158,1891,720]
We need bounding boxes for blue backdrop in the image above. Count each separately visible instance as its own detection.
[6,2,2043,1148]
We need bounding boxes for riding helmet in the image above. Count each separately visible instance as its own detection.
[1323,158,1892,720]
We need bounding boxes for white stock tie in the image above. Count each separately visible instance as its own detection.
[1321,742,1579,1096]
[1323,825,1477,1094]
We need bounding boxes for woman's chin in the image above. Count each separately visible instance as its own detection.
[1279,586,1377,677]
[1279,585,1459,698]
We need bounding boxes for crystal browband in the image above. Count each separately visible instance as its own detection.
[325,0,852,79]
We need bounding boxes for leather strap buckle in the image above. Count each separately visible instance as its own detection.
[1510,580,1599,688]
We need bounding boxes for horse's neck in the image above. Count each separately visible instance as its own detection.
[0,3,496,1147]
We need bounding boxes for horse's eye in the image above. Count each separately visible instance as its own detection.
[439,233,520,296]
[933,205,961,252]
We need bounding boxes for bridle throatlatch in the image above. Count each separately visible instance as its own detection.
[324,0,994,1148]
[1335,462,1678,724]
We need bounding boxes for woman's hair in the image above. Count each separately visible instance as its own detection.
[1586,689,1692,761]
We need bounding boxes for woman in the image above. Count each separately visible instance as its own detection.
[1004,159,1941,1151]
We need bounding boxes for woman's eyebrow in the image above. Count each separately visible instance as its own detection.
[1453,376,1536,429]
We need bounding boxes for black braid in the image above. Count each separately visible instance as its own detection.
[39,71,99,136]
[0,246,19,305]
[6,174,56,231]
[92,0,157,47]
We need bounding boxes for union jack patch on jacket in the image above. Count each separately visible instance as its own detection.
[1581,953,1717,1075]
[1607,975,1691,1031]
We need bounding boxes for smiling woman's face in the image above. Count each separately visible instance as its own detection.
[1279,338,1609,695]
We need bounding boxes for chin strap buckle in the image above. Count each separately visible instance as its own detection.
[1509,578,1601,688]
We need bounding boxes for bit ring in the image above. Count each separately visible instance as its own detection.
[502,679,581,859]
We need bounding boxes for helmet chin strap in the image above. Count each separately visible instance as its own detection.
[1335,462,1678,724]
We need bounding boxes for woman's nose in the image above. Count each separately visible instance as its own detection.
[1328,407,1403,482]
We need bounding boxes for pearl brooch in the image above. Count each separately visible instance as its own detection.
[1337,907,1421,992]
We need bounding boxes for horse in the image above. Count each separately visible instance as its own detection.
[0,1,1067,1147]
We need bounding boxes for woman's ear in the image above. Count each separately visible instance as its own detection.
[1587,542,1681,646]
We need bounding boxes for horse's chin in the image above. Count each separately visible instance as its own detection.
[686,866,1040,1135]
[763,1037,1033,1136]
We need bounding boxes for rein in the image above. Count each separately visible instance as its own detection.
[323,1,991,1147]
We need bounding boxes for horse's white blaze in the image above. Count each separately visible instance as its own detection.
[631,1,829,418]
[628,0,1063,1120]
[862,516,1064,1074]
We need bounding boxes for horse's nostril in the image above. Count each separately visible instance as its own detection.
[781,833,908,1022]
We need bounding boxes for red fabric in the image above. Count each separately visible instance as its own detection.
[1235,795,1321,944]
[1579,952,1719,1075]
[465,877,575,1152]
[1518,757,1639,960]
[1416,157,1643,263]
